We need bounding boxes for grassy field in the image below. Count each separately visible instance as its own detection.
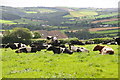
[1,44,118,78]
[90,29,119,34]
[64,11,98,17]
[0,20,17,24]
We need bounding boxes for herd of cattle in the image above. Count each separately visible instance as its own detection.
[0,36,120,55]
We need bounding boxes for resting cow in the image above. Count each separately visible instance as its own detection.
[47,44,73,54]
[4,43,26,49]
[69,44,89,53]
[113,37,120,45]
[93,45,114,55]
[15,47,39,53]
[30,42,47,51]
[70,40,85,45]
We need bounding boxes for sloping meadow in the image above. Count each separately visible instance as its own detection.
[1,45,118,78]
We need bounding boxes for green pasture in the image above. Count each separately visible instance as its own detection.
[38,9,56,13]
[102,21,119,24]
[13,18,44,25]
[0,20,17,24]
[2,44,118,78]
[64,11,98,17]
[95,13,118,19]
[25,11,38,14]
[90,29,119,34]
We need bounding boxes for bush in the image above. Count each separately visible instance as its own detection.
[90,38,113,44]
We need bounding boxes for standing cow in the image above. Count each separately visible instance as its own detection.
[93,45,114,55]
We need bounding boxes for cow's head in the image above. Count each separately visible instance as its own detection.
[78,47,89,53]
[93,45,104,51]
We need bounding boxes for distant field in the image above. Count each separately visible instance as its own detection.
[64,11,98,17]
[38,9,56,13]
[13,18,44,25]
[25,11,38,13]
[91,18,118,23]
[95,13,118,19]
[102,21,119,24]
[0,20,17,24]
[90,29,119,34]
[2,44,118,78]
[89,27,120,31]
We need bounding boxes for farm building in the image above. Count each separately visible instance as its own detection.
[34,30,68,39]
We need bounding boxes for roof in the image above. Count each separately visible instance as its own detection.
[34,30,68,39]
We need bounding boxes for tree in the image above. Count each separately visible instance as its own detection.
[33,32,41,39]
[9,27,32,40]
[2,27,32,44]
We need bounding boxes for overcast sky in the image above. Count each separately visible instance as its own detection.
[1,0,119,8]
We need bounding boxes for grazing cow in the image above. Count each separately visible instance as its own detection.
[93,45,114,55]
[47,44,73,54]
[4,43,26,49]
[70,40,85,45]
[15,47,39,53]
[69,44,89,53]
[113,37,120,45]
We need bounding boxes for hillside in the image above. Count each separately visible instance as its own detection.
[0,6,119,39]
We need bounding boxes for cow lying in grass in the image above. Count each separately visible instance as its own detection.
[93,45,114,55]
[69,44,89,53]
[15,47,39,53]
[47,44,73,54]
[3,43,26,49]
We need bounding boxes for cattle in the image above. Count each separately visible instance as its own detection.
[3,43,26,49]
[107,41,117,45]
[0,44,6,48]
[70,40,85,45]
[113,37,120,45]
[47,44,73,54]
[93,45,114,55]
[15,47,39,53]
[85,41,94,44]
[69,44,89,53]
[30,42,47,51]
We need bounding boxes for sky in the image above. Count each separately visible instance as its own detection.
[0,0,120,8]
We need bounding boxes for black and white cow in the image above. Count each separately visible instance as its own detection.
[30,42,47,51]
[70,40,85,45]
[85,41,94,44]
[113,37,120,45]
[47,44,73,54]
[69,44,89,53]
[15,47,39,53]
[4,43,26,49]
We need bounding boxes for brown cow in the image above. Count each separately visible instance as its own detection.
[93,45,114,55]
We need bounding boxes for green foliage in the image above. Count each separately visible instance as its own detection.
[2,44,118,78]
[10,27,32,40]
[90,38,113,44]
[2,28,32,44]
[32,32,41,39]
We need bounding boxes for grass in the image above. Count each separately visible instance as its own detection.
[90,29,119,34]
[2,44,118,78]
[102,21,119,24]
[0,20,17,24]
[64,11,98,17]
[13,18,44,25]
[25,11,38,13]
